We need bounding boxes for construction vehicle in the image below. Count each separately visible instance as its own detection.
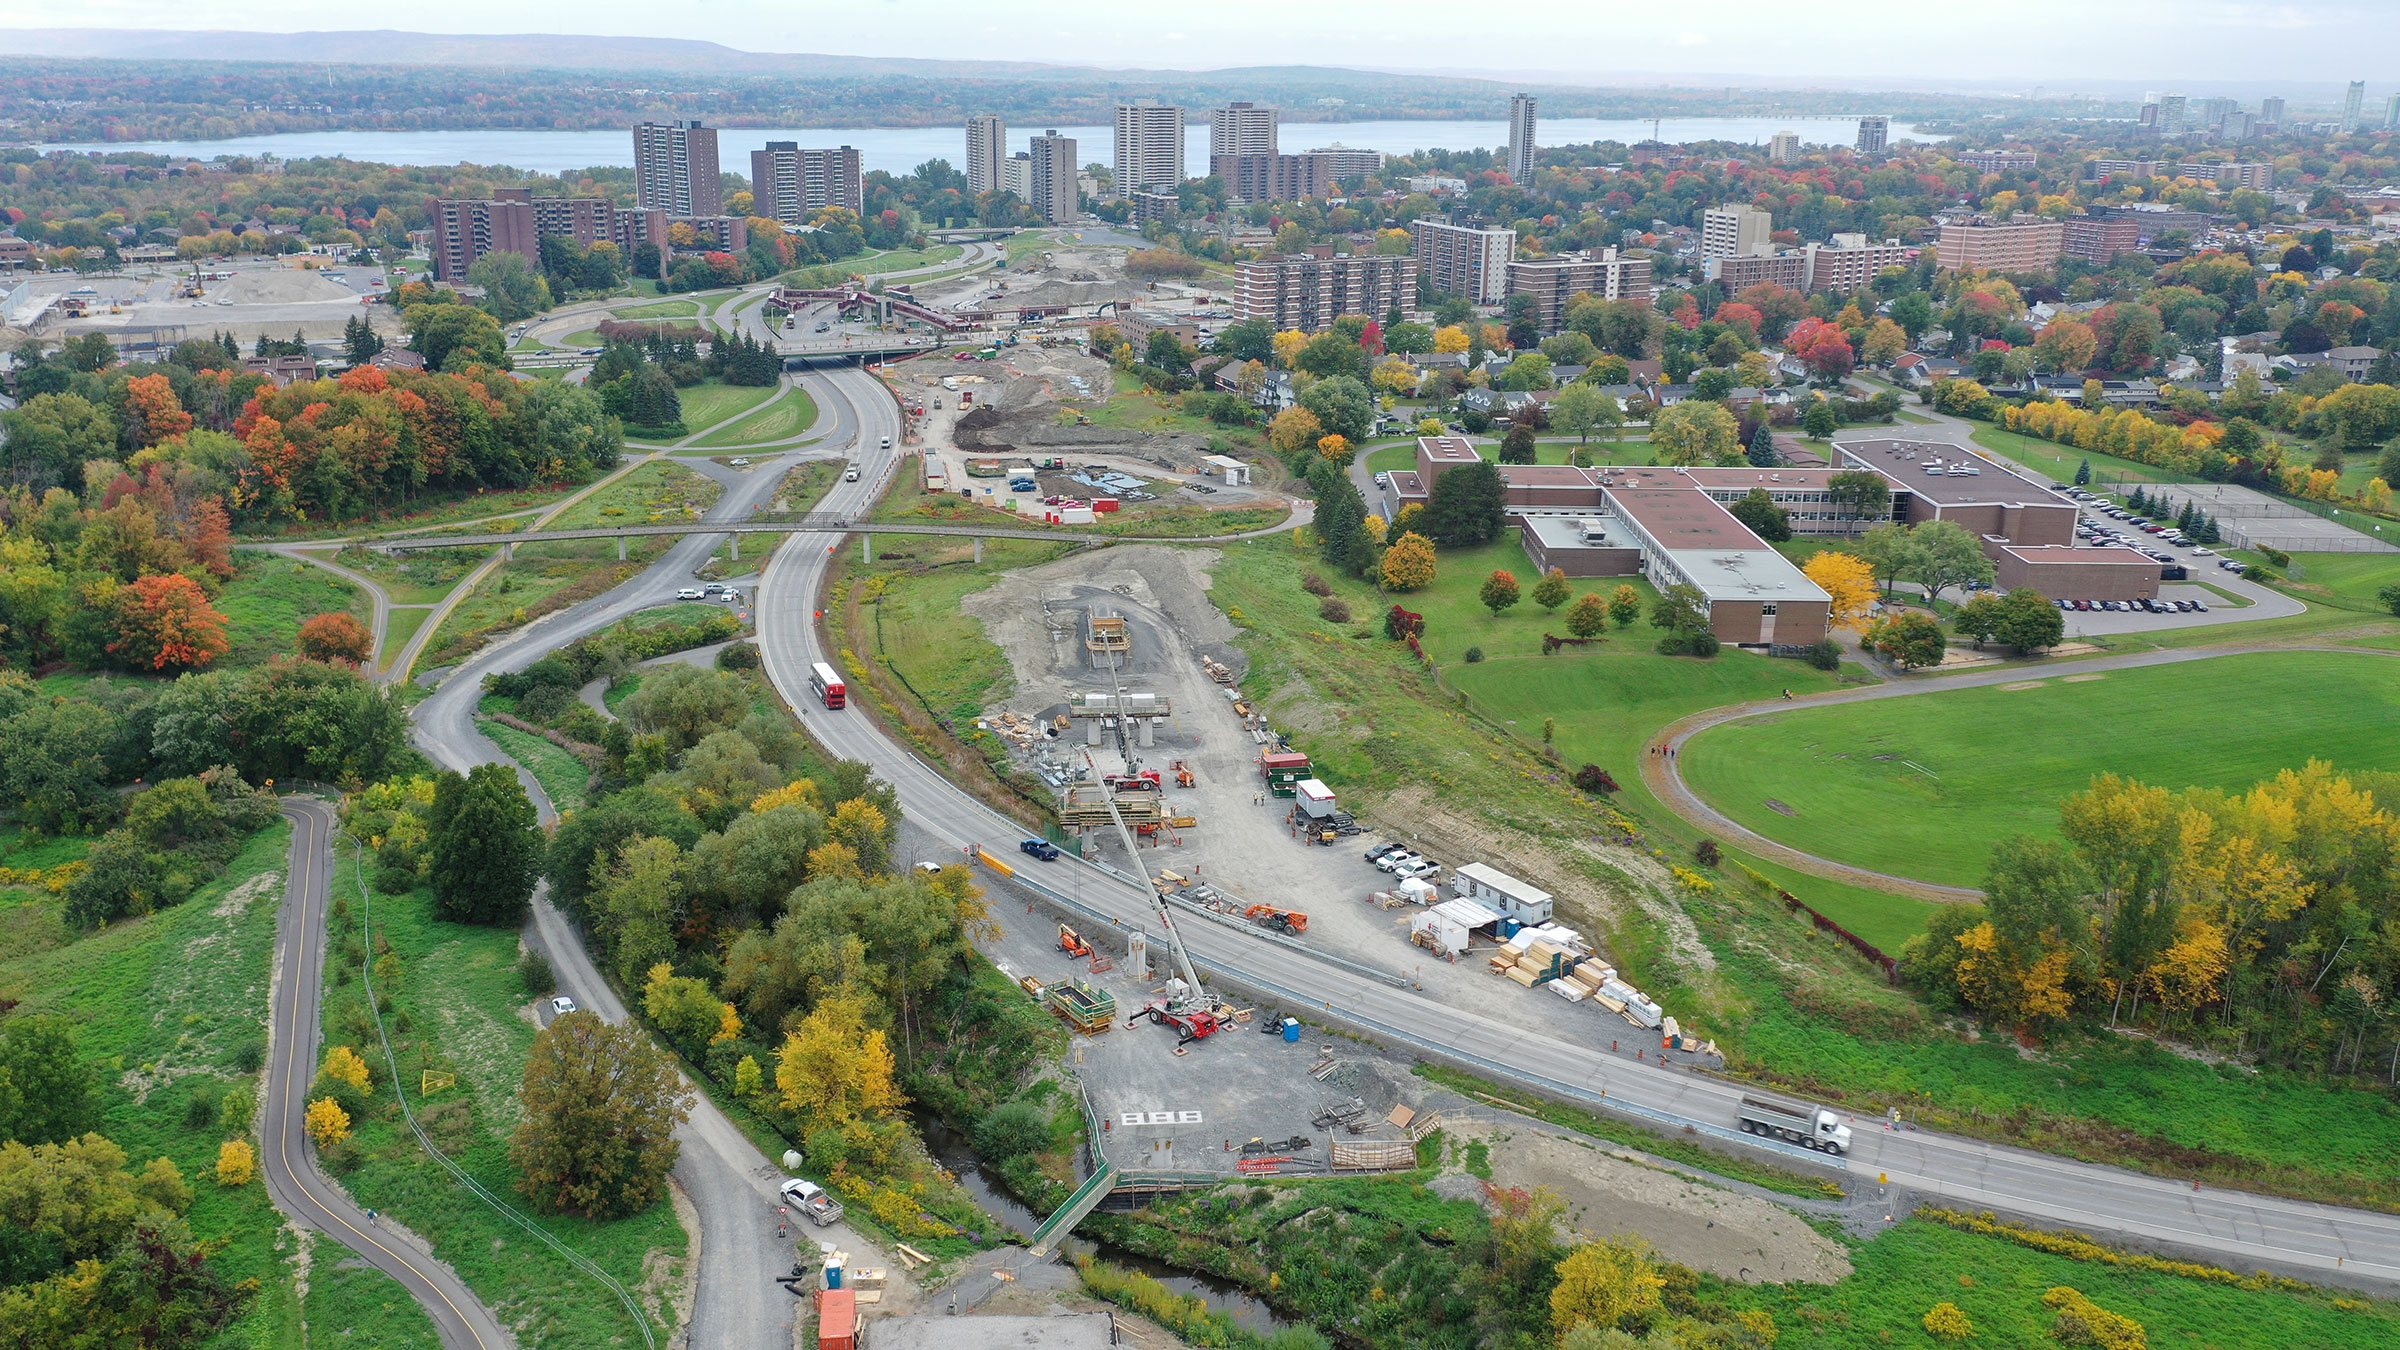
[1058,924,1093,959]
[1172,760,1196,788]
[1244,905,1308,935]
[1737,1093,1852,1155]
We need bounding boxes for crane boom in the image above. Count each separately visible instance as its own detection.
[1096,647,1208,1010]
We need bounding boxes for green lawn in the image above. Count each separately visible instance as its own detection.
[2255,549,2400,613]
[323,865,683,1345]
[609,299,699,320]
[479,714,593,815]
[315,545,488,606]
[217,556,373,667]
[1719,1217,2396,1349]
[692,385,820,447]
[1682,651,2400,888]
[381,605,434,657]
[675,380,777,434]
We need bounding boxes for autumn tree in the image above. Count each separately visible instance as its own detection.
[215,1139,256,1187]
[1379,531,1437,591]
[1268,406,1325,462]
[1864,611,1946,667]
[296,611,373,665]
[593,835,682,987]
[108,573,229,672]
[1603,584,1639,629]
[1551,1238,1666,1340]
[304,1097,351,1148]
[1479,569,1522,616]
[1531,567,1571,613]
[1803,551,1877,630]
[774,991,905,1144]
[119,372,193,448]
[1316,433,1349,463]
[1549,382,1619,445]
[511,1012,692,1219]
[1565,592,1608,638]
[1650,401,1740,466]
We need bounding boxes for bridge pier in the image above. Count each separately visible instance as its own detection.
[863,535,873,564]
[617,536,627,561]
[504,542,515,561]
[975,536,984,564]
[728,534,740,560]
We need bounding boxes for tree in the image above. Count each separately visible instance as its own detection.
[1803,551,1877,630]
[1268,406,1325,462]
[1315,433,1349,463]
[774,992,904,1142]
[108,574,229,672]
[296,612,373,665]
[466,249,553,323]
[1550,382,1617,445]
[2074,458,2092,486]
[1532,567,1571,613]
[622,664,750,754]
[2034,317,2098,374]
[342,313,386,366]
[1566,591,1608,637]
[1992,587,2065,653]
[401,301,508,373]
[1728,488,1792,543]
[1380,531,1437,590]
[593,836,682,988]
[0,1017,100,1145]
[1479,569,1522,616]
[1954,591,2008,647]
[427,763,541,925]
[1649,583,1709,634]
[1865,611,1946,667]
[1828,468,1892,525]
[1746,423,1780,468]
[1651,401,1740,466]
[1801,399,1840,440]
[643,963,732,1057]
[1297,375,1373,444]
[1498,421,1537,464]
[1551,1238,1666,1340]
[304,1097,350,1148]
[1607,584,1642,629]
[1421,461,1507,548]
[1905,520,1997,607]
[214,1139,256,1188]
[511,1012,691,1219]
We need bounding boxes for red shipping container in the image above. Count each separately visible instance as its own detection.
[1093,497,1120,512]
[818,1288,856,1350]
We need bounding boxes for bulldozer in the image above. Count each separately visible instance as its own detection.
[1058,924,1093,959]
[1244,905,1309,935]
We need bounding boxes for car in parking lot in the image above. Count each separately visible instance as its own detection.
[2192,547,2214,556]
[1374,850,1424,873]
[676,587,704,599]
[1364,842,1405,862]
[1018,838,1061,861]
[1391,857,1442,880]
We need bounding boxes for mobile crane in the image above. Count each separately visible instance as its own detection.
[1090,648,1220,1045]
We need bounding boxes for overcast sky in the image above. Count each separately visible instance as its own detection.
[11,0,2399,87]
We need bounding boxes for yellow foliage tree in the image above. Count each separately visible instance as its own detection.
[713,1001,745,1045]
[215,1139,257,1188]
[1317,433,1350,462]
[1803,551,1879,630]
[321,1045,372,1094]
[751,779,823,814]
[1394,502,1425,533]
[1380,532,1437,591]
[1362,514,1388,544]
[806,840,864,883]
[1371,356,1420,394]
[827,798,890,873]
[1271,328,1310,368]
[1269,406,1325,458]
[1955,922,2076,1024]
[775,992,906,1140]
[304,1097,351,1148]
[2140,915,2229,1015]
[1550,1238,1665,1340]
[1432,325,1472,354]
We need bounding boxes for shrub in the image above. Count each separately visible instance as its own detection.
[219,1082,257,1135]
[1689,631,1721,658]
[183,1087,219,1129]
[716,640,761,670]
[233,1040,266,1074]
[1300,572,1333,597]
[517,947,555,996]
[1572,764,1619,794]
[1463,645,1484,663]
[2045,1287,2146,1350]
[1804,638,1842,671]
[1384,605,1425,640]
[1923,1301,1976,1342]
[2256,544,2291,568]
[1318,597,1352,624]
[1693,839,1720,868]
[974,1100,1053,1160]
[1655,632,1691,655]
[804,1127,849,1174]
[215,1139,257,1188]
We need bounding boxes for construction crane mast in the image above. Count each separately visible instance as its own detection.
[1094,648,1214,1036]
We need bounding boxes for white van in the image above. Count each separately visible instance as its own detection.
[879,436,892,450]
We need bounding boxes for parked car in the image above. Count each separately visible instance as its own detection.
[1374,851,1423,874]
[2192,601,2209,612]
[1364,842,1405,862]
[2192,547,2215,556]
[677,587,704,599]
[1391,858,1443,881]
[729,457,750,467]
[548,996,578,1018]
[1019,838,1061,861]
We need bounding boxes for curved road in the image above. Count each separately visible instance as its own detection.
[752,377,2400,1291]
[411,361,901,1349]
[264,799,513,1350]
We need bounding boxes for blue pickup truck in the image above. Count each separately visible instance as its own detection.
[1019,838,1061,861]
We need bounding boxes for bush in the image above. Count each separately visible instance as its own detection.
[1300,572,1333,597]
[1572,763,1619,794]
[1804,638,1842,671]
[1923,1301,1976,1342]
[232,1040,265,1074]
[1462,645,1484,663]
[1318,597,1351,623]
[219,1082,257,1134]
[804,1127,849,1174]
[2256,544,2291,568]
[517,947,555,997]
[183,1087,219,1129]
[1693,839,1720,868]
[1655,632,1691,656]
[974,1100,1053,1160]
[716,640,761,671]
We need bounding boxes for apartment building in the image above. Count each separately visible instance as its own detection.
[1702,234,1906,294]
[1114,101,1185,194]
[1701,203,1774,259]
[2190,160,2274,191]
[750,144,863,222]
[2156,94,2188,135]
[1504,248,1653,333]
[1934,216,2065,272]
[2342,81,2366,133]
[965,115,1006,196]
[1506,94,1538,181]
[1211,153,1338,203]
[431,189,712,283]
[1954,150,2037,173]
[1307,143,1386,177]
[432,197,537,282]
[1000,153,1032,203]
[2061,215,2142,264]
[633,120,722,217]
[1129,191,1182,226]
[2086,158,2171,181]
[1029,132,1079,224]
[1210,102,1279,157]
[1767,132,1800,163]
[2260,97,2286,130]
[1856,115,1890,152]
[1235,252,1415,331]
[1410,219,1516,305]
[1704,250,1806,292]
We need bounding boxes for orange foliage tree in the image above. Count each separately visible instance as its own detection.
[297,612,374,665]
[108,573,230,671]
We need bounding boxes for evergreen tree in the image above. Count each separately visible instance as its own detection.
[1747,423,1780,467]
[428,763,541,925]
[2074,458,2092,486]
[1421,460,1508,548]
[1306,459,1371,576]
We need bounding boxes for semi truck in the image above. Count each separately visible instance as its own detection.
[1736,1093,1852,1155]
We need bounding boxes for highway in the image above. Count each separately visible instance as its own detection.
[410,357,897,1348]
[263,800,514,1350]
[753,371,2400,1291]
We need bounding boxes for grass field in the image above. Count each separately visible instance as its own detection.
[782,243,965,288]
[218,556,373,666]
[317,545,488,606]
[1718,1217,2396,1349]
[692,385,820,447]
[2252,549,2400,613]
[1682,651,2400,888]
[324,863,684,1345]
[479,713,593,814]
[381,606,434,657]
[675,380,778,434]
[610,299,699,320]
[242,483,592,542]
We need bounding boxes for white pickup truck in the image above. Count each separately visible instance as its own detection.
[779,1177,845,1227]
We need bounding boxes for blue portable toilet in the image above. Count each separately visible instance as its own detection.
[1499,917,1523,940]
[1281,1017,1301,1042]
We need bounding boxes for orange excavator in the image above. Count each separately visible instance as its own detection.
[1173,759,1196,788]
[1058,924,1093,959]
[1244,905,1309,935]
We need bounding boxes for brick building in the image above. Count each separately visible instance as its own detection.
[1504,248,1652,333]
[1410,219,1516,305]
[750,143,863,221]
[1934,217,2065,272]
[633,120,722,218]
[1210,152,1338,203]
[1234,253,1415,331]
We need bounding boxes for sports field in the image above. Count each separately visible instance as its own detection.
[1680,651,2400,888]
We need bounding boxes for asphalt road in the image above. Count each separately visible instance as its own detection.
[751,379,2400,1291]
[410,352,896,1348]
[263,799,514,1350]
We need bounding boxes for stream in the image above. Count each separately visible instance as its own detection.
[915,1112,1298,1337]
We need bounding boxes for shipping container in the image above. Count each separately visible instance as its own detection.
[818,1288,857,1350]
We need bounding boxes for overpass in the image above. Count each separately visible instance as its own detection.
[358,512,1124,562]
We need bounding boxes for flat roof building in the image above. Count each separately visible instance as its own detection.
[1505,248,1652,333]
[633,120,721,218]
[1308,143,1386,177]
[1702,204,1773,259]
[1210,102,1279,158]
[1114,101,1185,195]
[1234,252,1415,332]
[1705,235,1907,294]
[1029,131,1079,225]
[1955,150,2038,173]
[1934,216,2065,273]
[1600,485,1832,647]
[1507,94,1538,181]
[1452,862,1555,926]
[1211,152,1338,203]
[2062,215,2142,265]
[1410,219,1516,305]
[964,115,1006,196]
[1856,116,1890,153]
[750,143,862,221]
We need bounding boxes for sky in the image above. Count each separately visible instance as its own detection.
[7,0,2399,88]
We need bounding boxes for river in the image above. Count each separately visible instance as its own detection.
[35,117,1941,176]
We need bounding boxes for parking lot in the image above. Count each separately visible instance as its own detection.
[2049,488,2306,635]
